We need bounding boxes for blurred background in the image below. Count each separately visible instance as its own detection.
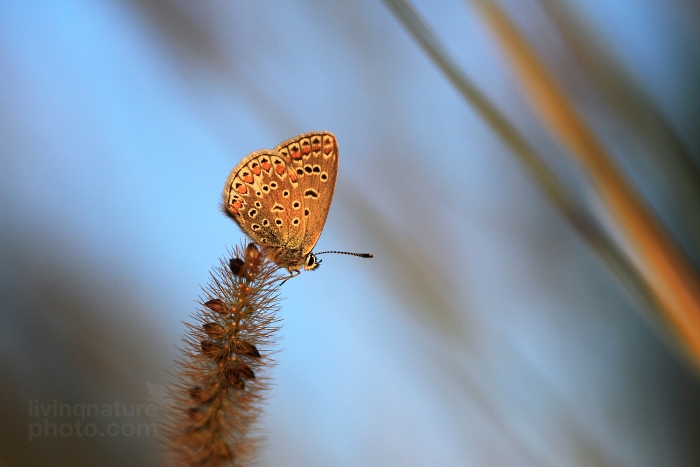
[2,0,700,465]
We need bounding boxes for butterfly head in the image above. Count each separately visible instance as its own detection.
[303,252,321,271]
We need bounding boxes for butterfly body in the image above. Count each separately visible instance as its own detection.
[223,131,339,273]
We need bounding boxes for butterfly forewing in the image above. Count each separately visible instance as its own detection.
[275,132,338,256]
[222,131,338,270]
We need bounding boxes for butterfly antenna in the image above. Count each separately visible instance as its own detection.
[315,251,374,258]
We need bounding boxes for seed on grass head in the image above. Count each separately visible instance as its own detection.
[234,340,261,358]
[231,379,246,390]
[187,406,205,422]
[224,361,255,385]
[238,363,255,380]
[229,257,245,276]
[202,322,226,340]
[204,299,229,315]
[200,340,226,360]
[189,386,206,403]
[244,243,260,270]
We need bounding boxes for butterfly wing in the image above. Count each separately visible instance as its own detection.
[222,149,290,248]
[275,131,338,256]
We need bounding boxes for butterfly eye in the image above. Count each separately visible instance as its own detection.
[304,253,320,271]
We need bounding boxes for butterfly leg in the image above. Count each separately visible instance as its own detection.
[278,269,300,286]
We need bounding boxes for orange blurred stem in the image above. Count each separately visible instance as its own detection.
[471,0,700,368]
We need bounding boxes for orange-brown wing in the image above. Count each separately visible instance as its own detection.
[275,131,338,256]
[222,149,292,248]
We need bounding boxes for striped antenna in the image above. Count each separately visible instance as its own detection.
[315,251,373,258]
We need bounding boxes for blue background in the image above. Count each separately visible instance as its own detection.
[1,0,699,465]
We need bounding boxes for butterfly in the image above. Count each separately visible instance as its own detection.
[222,131,371,277]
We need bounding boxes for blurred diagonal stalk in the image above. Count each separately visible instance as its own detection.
[467,0,700,368]
[539,0,700,269]
[381,0,658,327]
[538,0,700,185]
